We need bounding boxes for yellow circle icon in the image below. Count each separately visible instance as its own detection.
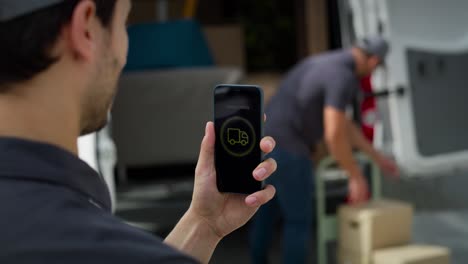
[220,116,256,157]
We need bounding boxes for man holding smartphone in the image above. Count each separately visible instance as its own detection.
[0,1,277,263]
[250,36,400,263]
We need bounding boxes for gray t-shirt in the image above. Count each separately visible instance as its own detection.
[265,49,359,157]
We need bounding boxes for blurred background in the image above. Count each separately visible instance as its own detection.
[77,0,468,263]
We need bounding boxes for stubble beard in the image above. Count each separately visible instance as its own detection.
[79,54,121,136]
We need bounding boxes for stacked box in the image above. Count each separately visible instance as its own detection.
[338,199,413,255]
[373,245,450,264]
[336,199,450,264]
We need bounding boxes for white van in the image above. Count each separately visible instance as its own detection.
[340,0,468,177]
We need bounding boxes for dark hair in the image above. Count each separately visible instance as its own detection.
[0,0,118,89]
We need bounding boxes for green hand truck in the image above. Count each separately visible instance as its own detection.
[315,153,382,264]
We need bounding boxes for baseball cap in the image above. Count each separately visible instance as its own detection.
[355,35,390,63]
[0,0,64,22]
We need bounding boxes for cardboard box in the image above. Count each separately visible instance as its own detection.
[338,248,371,264]
[339,245,450,264]
[373,245,450,264]
[339,199,413,255]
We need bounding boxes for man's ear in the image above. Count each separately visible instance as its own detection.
[67,0,98,61]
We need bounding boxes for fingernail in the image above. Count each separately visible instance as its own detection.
[267,141,273,150]
[246,196,258,206]
[254,168,267,180]
[205,122,209,135]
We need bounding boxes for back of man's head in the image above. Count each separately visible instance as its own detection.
[0,0,117,91]
[0,0,131,140]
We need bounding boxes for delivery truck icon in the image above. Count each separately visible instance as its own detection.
[220,116,256,157]
[227,128,249,146]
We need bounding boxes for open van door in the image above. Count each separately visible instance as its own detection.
[341,0,468,176]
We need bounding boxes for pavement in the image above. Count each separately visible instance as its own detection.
[413,211,468,263]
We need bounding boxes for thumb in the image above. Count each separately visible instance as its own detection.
[195,122,215,174]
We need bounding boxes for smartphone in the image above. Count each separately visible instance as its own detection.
[214,84,264,194]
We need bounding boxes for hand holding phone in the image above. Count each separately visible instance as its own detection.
[187,120,276,245]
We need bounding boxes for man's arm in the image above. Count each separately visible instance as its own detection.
[164,210,221,264]
[346,119,380,161]
[324,106,369,203]
[347,119,400,177]
[164,122,277,263]
[324,107,361,177]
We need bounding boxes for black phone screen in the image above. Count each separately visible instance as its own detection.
[214,85,263,194]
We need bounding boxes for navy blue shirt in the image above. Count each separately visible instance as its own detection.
[265,49,359,156]
[0,137,198,264]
